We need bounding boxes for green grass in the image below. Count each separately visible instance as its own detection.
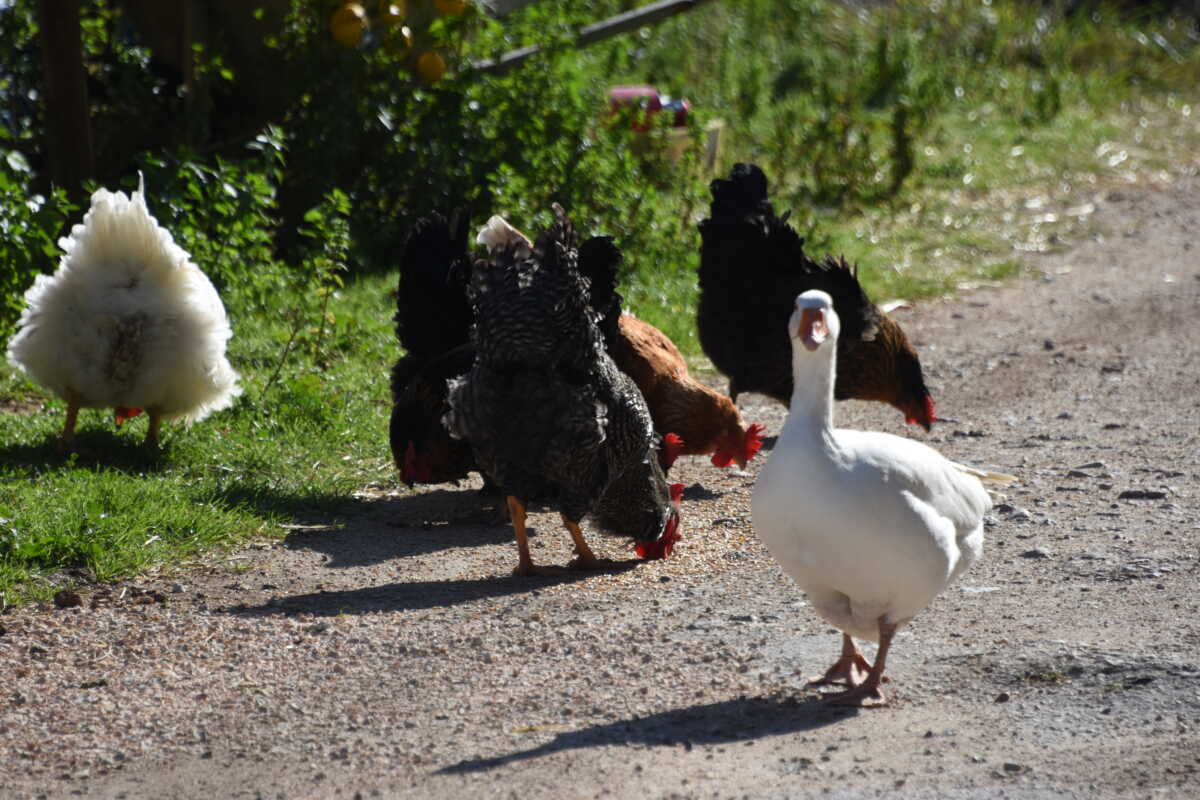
[3,1,1200,602]
[0,275,398,604]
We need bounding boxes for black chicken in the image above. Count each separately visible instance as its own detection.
[445,206,683,575]
[388,211,477,486]
[697,163,936,430]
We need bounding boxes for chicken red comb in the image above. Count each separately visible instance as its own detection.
[635,483,685,560]
[114,407,143,427]
[743,423,766,462]
[662,433,685,470]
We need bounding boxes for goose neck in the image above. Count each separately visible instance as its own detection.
[787,343,836,434]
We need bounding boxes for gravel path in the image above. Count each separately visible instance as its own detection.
[2,175,1199,799]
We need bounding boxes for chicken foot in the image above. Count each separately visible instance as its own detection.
[824,619,899,707]
[508,497,566,577]
[562,515,625,571]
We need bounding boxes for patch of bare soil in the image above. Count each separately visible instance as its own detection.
[2,176,1199,799]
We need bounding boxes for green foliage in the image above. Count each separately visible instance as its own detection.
[137,128,288,312]
[0,154,76,342]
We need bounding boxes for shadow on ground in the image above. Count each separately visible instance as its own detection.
[438,695,848,774]
[265,484,656,570]
[0,430,169,476]
[223,566,639,617]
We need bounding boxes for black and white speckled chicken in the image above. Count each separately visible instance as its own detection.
[388,213,627,489]
[445,205,683,575]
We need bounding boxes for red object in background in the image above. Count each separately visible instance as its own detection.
[608,85,690,131]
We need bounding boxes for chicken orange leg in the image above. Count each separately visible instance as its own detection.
[145,409,162,448]
[563,515,599,566]
[825,618,898,707]
[563,514,626,571]
[508,497,565,577]
[57,390,80,453]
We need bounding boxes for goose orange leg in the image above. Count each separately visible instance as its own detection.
[825,619,899,707]
[807,633,873,688]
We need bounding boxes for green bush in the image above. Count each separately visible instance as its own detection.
[0,153,76,343]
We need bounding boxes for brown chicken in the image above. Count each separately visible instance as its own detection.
[611,314,763,470]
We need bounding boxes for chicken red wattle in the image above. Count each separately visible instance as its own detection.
[636,483,684,560]
[904,396,937,432]
[710,422,765,468]
[662,433,685,470]
[401,440,435,486]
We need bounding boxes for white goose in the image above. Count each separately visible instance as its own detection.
[752,290,1010,705]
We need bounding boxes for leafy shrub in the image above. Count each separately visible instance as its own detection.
[0,153,76,342]
[136,127,288,313]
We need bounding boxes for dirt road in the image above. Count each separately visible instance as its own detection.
[2,175,1198,799]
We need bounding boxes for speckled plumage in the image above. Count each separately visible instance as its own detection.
[445,207,676,547]
[388,211,626,488]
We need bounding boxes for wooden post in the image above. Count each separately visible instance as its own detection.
[37,0,94,198]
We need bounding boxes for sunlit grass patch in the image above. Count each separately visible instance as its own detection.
[0,275,398,604]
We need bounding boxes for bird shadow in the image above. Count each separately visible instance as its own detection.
[682,482,722,501]
[274,485,517,568]
[223,566,640,617]
[255,483,635,569]
[202,483,366,522]
[279,515,515,570]
[437,694,850,775]
[0,431,169,476]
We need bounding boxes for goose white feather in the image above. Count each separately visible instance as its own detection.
[752,289,1001,705]
[5,175,241,447]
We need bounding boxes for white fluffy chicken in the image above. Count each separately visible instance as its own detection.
[752,290,1012,706]
[6,176,241,450]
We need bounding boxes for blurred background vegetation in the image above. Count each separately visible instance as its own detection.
[4,0,1200,347]
[2,0,1200,600]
